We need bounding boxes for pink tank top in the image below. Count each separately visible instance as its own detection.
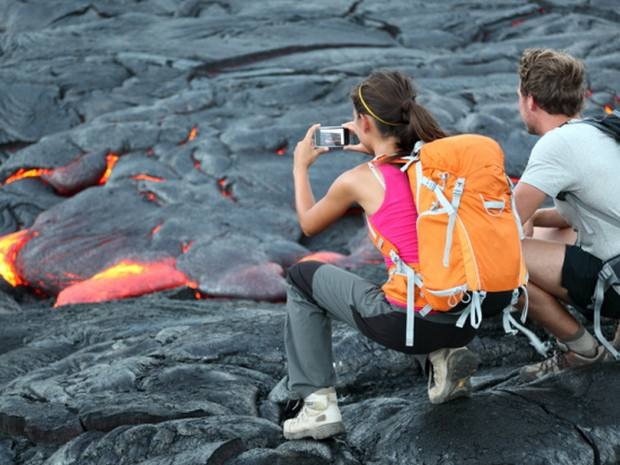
[367,162,419,307]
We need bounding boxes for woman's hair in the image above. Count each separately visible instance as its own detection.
[350,70,447,154]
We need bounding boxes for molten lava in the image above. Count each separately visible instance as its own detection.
[150,224,162,236]
[131,174,165,182]
[55,258,194,306]
[181,241,193,254]
[181,126,199,144]
[298,251,346,264]
[97,153,119,185]
[217,177,236,201]
[4,168,53,186]
[141,191,159,203]
[191,153,203,171]
[0,229,34,286]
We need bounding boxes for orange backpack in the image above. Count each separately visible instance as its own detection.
[367,134,528,347]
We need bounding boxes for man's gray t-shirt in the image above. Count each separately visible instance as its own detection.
[520,121,620,261]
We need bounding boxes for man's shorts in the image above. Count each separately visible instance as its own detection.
[562,245,620,319]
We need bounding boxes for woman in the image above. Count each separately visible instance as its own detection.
[283,70,513,440]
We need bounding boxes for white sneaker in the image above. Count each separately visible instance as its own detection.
[282,387,345,440]
[427,347,479,404]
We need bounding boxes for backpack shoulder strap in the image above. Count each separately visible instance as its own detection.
[570,110,620,142]
[367,162,385,190]
[592,253,620,360]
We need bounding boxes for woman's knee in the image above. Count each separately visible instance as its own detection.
[286,261,324,302]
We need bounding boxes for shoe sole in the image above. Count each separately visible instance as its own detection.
[283,421,345,440]
[430,348,480,405]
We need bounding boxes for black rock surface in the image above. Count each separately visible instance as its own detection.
[0,0,619,464]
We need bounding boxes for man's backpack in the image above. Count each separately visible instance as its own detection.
[367,134,528,348]
[572,109,620,360]
[580,109,620,142]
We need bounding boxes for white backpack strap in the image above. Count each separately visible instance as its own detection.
[443,178,465,267]
[456,290,485,329]
[592,257,620,360]
[389,250,422,347]
[502,306,551,356]
[401,141,424,199]
[518,285,528,323]
[420,178,455,214]
[419,304,433,317]
[507,176,525,240]
[367,162,385,190]
[415,158,422,202]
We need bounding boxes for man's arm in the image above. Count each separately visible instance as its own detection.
[531,207,570,228]
[513,181,547,225]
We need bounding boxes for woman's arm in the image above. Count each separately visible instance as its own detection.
[293,124,357,236]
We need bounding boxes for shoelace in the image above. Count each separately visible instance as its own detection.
[538,351,569,374]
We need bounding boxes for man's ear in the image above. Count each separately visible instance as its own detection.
[527,94,538,112]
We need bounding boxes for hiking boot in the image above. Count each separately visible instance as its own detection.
[603,323,620,362]
[520,343,607,382]
[427,347,479,404]
[282,387,345,440]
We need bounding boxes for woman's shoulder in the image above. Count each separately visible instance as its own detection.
[329,162,376,196]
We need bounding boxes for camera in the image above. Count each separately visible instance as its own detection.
[314,126,350,148]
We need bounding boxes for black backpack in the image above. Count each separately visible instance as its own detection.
[573,109,620,360]
[579,109,620,141]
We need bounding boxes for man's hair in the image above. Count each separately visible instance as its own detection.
[518,48,586,116]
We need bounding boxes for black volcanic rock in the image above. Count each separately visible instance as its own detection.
[0,0,619,464]
[0,296,618,464]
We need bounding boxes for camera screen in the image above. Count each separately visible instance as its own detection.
[319,128,345,146]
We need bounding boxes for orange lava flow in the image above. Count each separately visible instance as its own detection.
[0,229,33,286]
[131,174,165,182]
[98,153,120,185]
[180,126,199,144]
[298,251,346,264]
[55,258,193,307]
[4,168,53,186]
[150,224,162,236]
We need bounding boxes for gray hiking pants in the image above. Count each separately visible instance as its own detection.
[284,261,511,399]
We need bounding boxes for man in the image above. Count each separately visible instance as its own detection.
[514,48,620,380]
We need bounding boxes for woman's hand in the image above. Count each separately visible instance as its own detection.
[294,124,329,171]
[342,121,371,155]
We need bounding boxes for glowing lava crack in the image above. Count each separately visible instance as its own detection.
[55,258,196,307]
